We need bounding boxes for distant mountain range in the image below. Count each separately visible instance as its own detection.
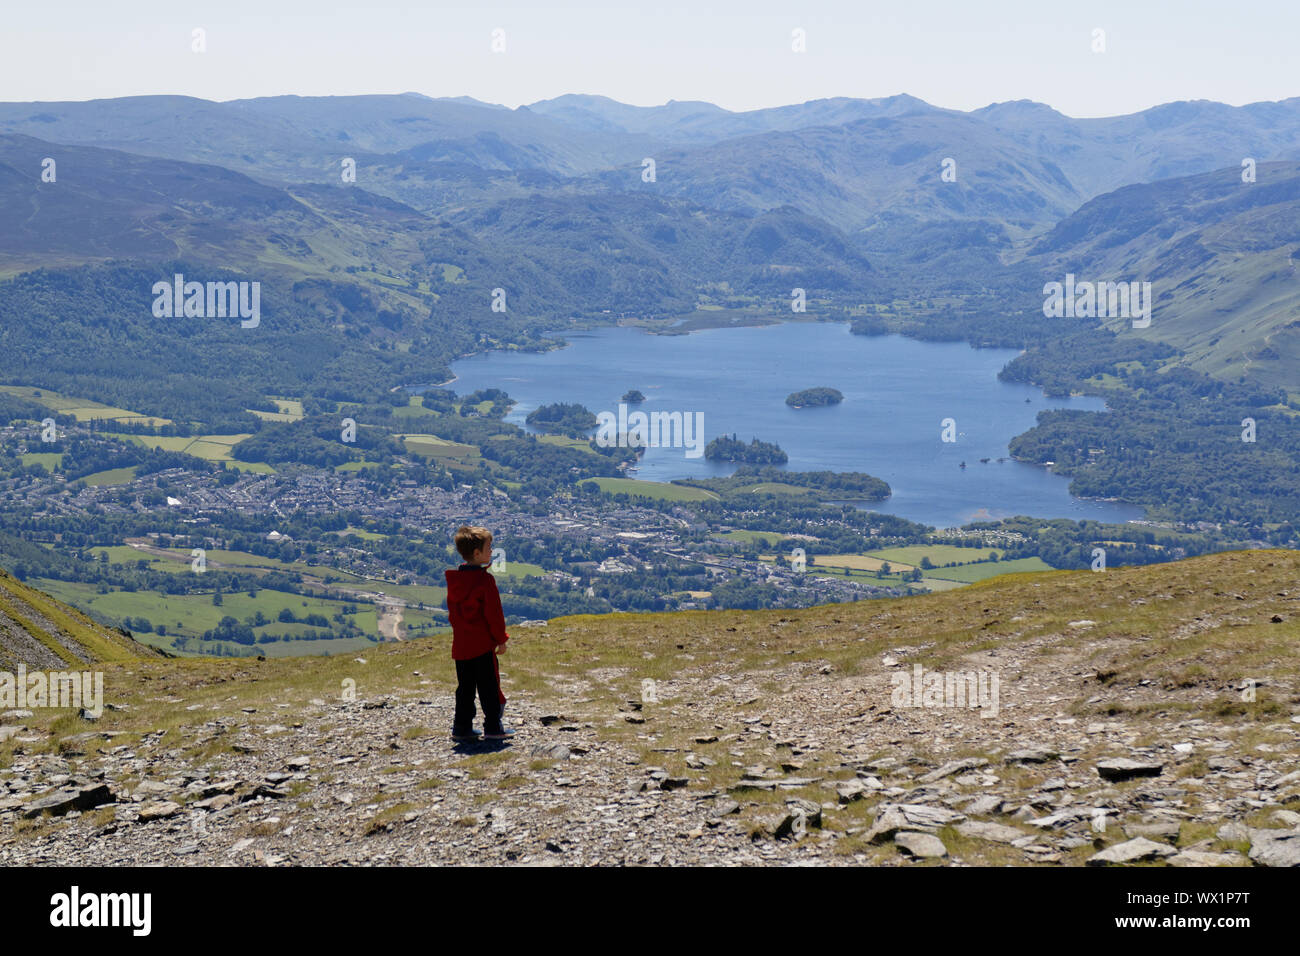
[3,92,1300,392]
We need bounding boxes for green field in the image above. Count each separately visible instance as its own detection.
[361,581,447,607]
[924,557,1055,582]
[109,432,275,473]
[918,577,969,592]
[391,401,439,421]
[93,545,168,567]
[21,452,63,470]
[491,561,544,579]
[80,466,139,486]
[332,527,387,541]
[0,384,171,426]
[538,434,600,455]
[869,544,1005,566]
[32,577,377,649]
[399,434,482,469]
[247,398,305,423]
[716,530,789,546]
[582,477,720,502]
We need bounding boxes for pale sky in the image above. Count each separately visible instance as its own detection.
[2,0,1297,118]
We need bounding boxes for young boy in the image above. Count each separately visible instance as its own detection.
[444,525,514,741]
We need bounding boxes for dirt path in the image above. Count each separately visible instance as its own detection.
[376,600,405,641]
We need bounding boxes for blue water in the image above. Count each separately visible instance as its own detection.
[440,322,1144,529]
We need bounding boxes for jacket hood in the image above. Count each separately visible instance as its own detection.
[445,566,489,604]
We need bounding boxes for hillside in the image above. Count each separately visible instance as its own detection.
[1,550,1296,866]
[0,568,163,671]
[1021,160,1300,394]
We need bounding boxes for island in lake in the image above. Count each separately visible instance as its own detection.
[622,389,645,403]
[786,387,843,408]
[526,401,598,437]
[704,434,788,464]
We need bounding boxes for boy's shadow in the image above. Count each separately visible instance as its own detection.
[452,738,513,754]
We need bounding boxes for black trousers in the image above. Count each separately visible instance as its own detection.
[454,651,502,733]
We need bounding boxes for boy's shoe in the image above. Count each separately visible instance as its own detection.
[451,727,480,741]
[484,727,515,740]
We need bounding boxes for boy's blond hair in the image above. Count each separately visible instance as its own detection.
[454,525,493,562]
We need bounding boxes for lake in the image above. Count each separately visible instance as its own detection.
[441,321,1144,529]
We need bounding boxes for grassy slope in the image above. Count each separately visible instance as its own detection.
[7,547,1294,744]
[0,569,164,669]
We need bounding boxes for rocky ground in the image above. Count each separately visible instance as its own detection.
[2,644,1298,866]
[3,550,1298,866]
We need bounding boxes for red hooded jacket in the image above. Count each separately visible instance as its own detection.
[444,564,510,660]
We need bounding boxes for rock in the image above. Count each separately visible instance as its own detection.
[836,779,869,804]
[918,757,988,784]
[191,793,236,812]
[1271,810,1300,828]
[248,784,291,800]
[531,743,571,761]
[22,784,114,819]
[1248,829,1300,867]
[693,735,718,744]
[137,801,182,822]
[188,780,240,799]
[285,756,311,770]
[865,807,909,843]
[1267,770,1300,790]
[963,795,1005,816]
[1005,747,1058,765]
[132,780,172,799]
[1096,758,1164,782]
[955,821,1027,844]
[1217,821,1250,843]
[708,798,740,820]
[785,797,822,824]
[865,804,964,843]
[895,831,947,858]
[1169,850,1248,867]
[774,776,823,789]
[1028,808,1096,829]
[1087,837,1177,866]
[660,777,690,791]
[1123,822,1181,843]
[773,799,822,839]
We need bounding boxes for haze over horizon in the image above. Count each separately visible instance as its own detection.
[4,0,1300,118]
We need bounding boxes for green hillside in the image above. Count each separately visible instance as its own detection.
[0,567,164,670]
[1023,160,1300,393]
